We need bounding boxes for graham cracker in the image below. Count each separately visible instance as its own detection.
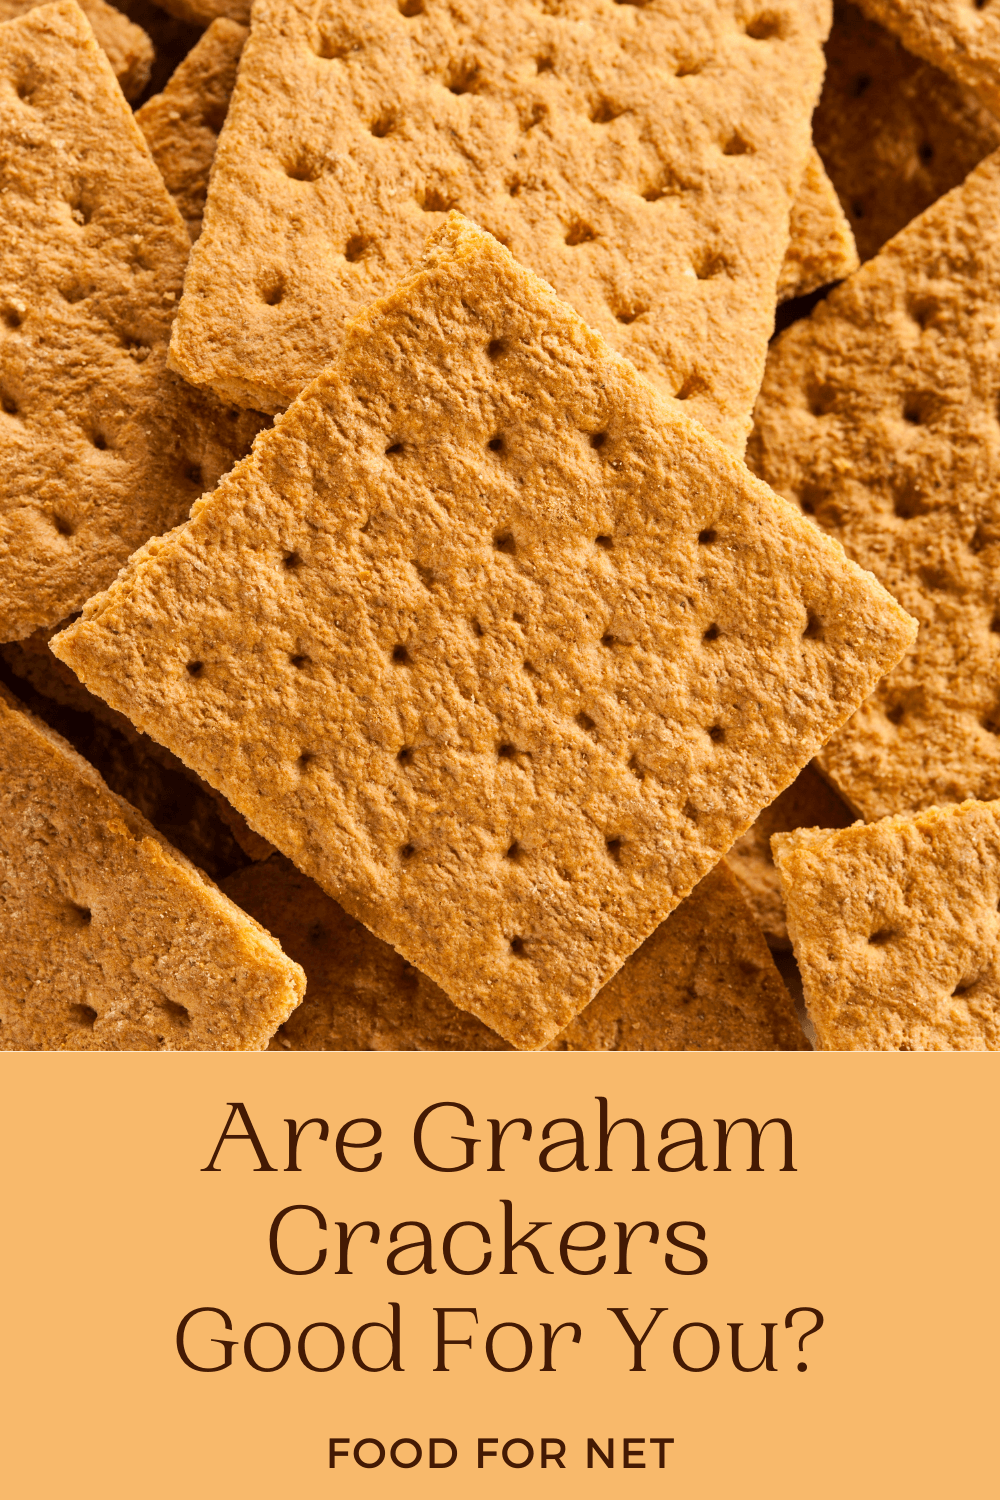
[52,216,916,1050]
[0,0,152,97]
[0,1,267,643]
[773,800,1000,1050]
[1,628,273,875]
[224,855,510,1051]
[855,0,1000,119]
[814,1,1000,262]
[778,147,858,303]
[726,761,853,948]
[167,0,832,452]
[749,148,1000,822]
[552,861,807,1050]
[135,17,248,240]
[154,0,247,31]
[228,856,803,1052]
[0,685,304,1050]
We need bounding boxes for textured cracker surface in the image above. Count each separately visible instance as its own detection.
[53,217,915,1050]
[225,855,510,1051]
[552,861,806,1050]
[0,1,267,644]
[228,855,804,1052]
[169,0,831,451]
[773,800,1000,1050]
[856,0,1000,117]
[726,760,853,947]
[778,146,858,302]
[1,625,273,873]
[0,0,152,98]
[136,17,247,240]
[749,149,1000,822]
[0,685,304,1050]
[814,1,1000,263]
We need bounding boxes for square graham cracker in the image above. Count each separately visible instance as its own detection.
[814,1,1000,263]
[727,760,853,948]
[228,855,804,1052]
[135,16,248,240]
[53,217,915,1049]
[773,800,1000,1050]
[0,685,304,1050]
[0,1,267,643]
[168,0,832,452]
[855,0,1000,119]
[0,0,152,98]
[749,147,1000,821]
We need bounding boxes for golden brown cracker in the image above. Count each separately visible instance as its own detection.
[726,761,853,947]
[1,624,273,872]
[224,855,509,1051]
[855,0,1000,119]
[552,861,807,1050]
[749,148,1000,821]
[0,684,304,1050]
[168,0,832,452]
[0,1,266,643]
[814,1,1000,262]
[135,17,247,239]
[773,800,1000,1050]
[778,146,858,302]
[229,855,803,1052]
[53,216,915,1050]
[0,0,152,98]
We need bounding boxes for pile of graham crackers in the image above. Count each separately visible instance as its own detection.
[2,0,998,1052]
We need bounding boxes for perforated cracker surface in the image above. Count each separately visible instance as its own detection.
[553,861,806,1049]
[856,0,1000,117]
[0,685,304,1050]
[0,1,267,644]
[136,17,248,239]
[169,0,831,451]
[0,0,153,98]
[749,149,1000,822]
[53,218,915,1049]
[229,855,803,1051]
[774,801,1000,1050]
[815,1,1000,263]
[225,855,510,1051]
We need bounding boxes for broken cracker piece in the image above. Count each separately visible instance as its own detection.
[552,861,807,1050]
[773,800,1000,1050]
[778,146,858,302]
[0,1,266,643]
[815,1,1000,263]
[855,0,1000,120]
[53,216,915,1050]
[0,0,152,99]
[727,761,853,947]
[169,0,832,452]
[136,16,248,240]
[749,147,1000,821]
[0,684,304,1049]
